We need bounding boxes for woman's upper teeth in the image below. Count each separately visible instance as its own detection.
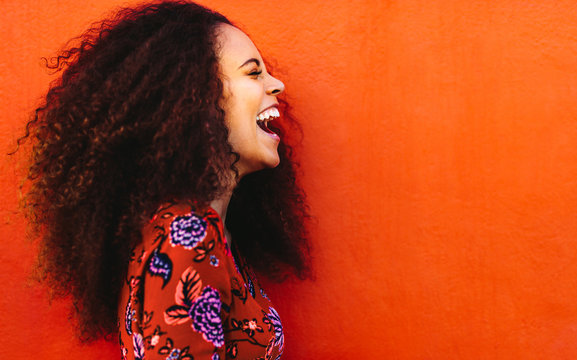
[257,107,280,121]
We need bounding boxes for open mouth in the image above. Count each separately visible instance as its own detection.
[257,119,276,134]
[256,107,280,135]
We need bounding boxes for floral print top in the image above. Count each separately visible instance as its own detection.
[118,201,284,360]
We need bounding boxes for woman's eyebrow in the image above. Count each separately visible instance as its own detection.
[238,58,260,69]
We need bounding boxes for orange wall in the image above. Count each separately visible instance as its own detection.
[2,0,577,359]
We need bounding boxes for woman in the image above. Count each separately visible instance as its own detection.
[21,1,310,359]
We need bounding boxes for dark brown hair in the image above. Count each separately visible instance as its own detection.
[20,0,310,341]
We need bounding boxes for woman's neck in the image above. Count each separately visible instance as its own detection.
[210,193,231,224]
[210,189,234,244]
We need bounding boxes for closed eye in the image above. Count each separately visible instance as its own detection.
[249,70,263,78]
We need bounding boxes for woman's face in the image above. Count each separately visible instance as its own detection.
[217,24,285,177]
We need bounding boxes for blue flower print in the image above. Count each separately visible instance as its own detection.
[209,255,219,267]
[247,277,255,298]
[166,348,181,360]
[170,213,207,249]
[190,286,225,347]
[211,352,220,360]
[260,287,270,301]
[231,256,241,275]
[149,249,173,288]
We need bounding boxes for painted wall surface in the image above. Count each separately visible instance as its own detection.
[2,0,577,358]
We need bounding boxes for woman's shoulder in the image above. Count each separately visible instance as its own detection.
[120,200,236,359]
[147,200,220,226]
[141,200,224,249]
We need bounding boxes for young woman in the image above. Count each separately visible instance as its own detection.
[21,1,310,359]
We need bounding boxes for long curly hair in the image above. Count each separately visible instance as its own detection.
[20,0,311,341]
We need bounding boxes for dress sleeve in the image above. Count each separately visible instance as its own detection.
[138,206,231,360]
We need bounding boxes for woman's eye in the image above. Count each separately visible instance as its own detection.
[249,70,263,78]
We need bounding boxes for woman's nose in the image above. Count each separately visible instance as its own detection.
[266,75,285,96]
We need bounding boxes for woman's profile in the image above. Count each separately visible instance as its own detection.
[20,1,310,359]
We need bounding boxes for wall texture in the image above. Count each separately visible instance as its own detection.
[2,0,577,359]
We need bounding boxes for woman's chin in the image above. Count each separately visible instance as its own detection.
[256,155,281,172]
[236,155,279,177]
[266,158,280,170]
[264,150,281,169]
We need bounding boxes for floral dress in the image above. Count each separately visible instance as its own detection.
[118,201,284,360]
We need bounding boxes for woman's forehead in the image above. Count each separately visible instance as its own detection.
[216,24,263,68]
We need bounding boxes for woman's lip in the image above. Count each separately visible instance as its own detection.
[257,123,280,140]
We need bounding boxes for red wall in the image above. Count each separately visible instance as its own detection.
[2,0,577,358]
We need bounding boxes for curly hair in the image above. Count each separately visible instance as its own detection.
[20,0,311,341]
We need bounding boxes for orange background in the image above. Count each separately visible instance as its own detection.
[2,0,577,359]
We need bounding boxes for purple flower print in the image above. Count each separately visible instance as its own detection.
[190,286,225,347]
[133,333,145,360]
[211,352,220,360]
[120,338,128,360]
[125,301,134,336]
[265,307,284,353]
[170,213,207,249]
